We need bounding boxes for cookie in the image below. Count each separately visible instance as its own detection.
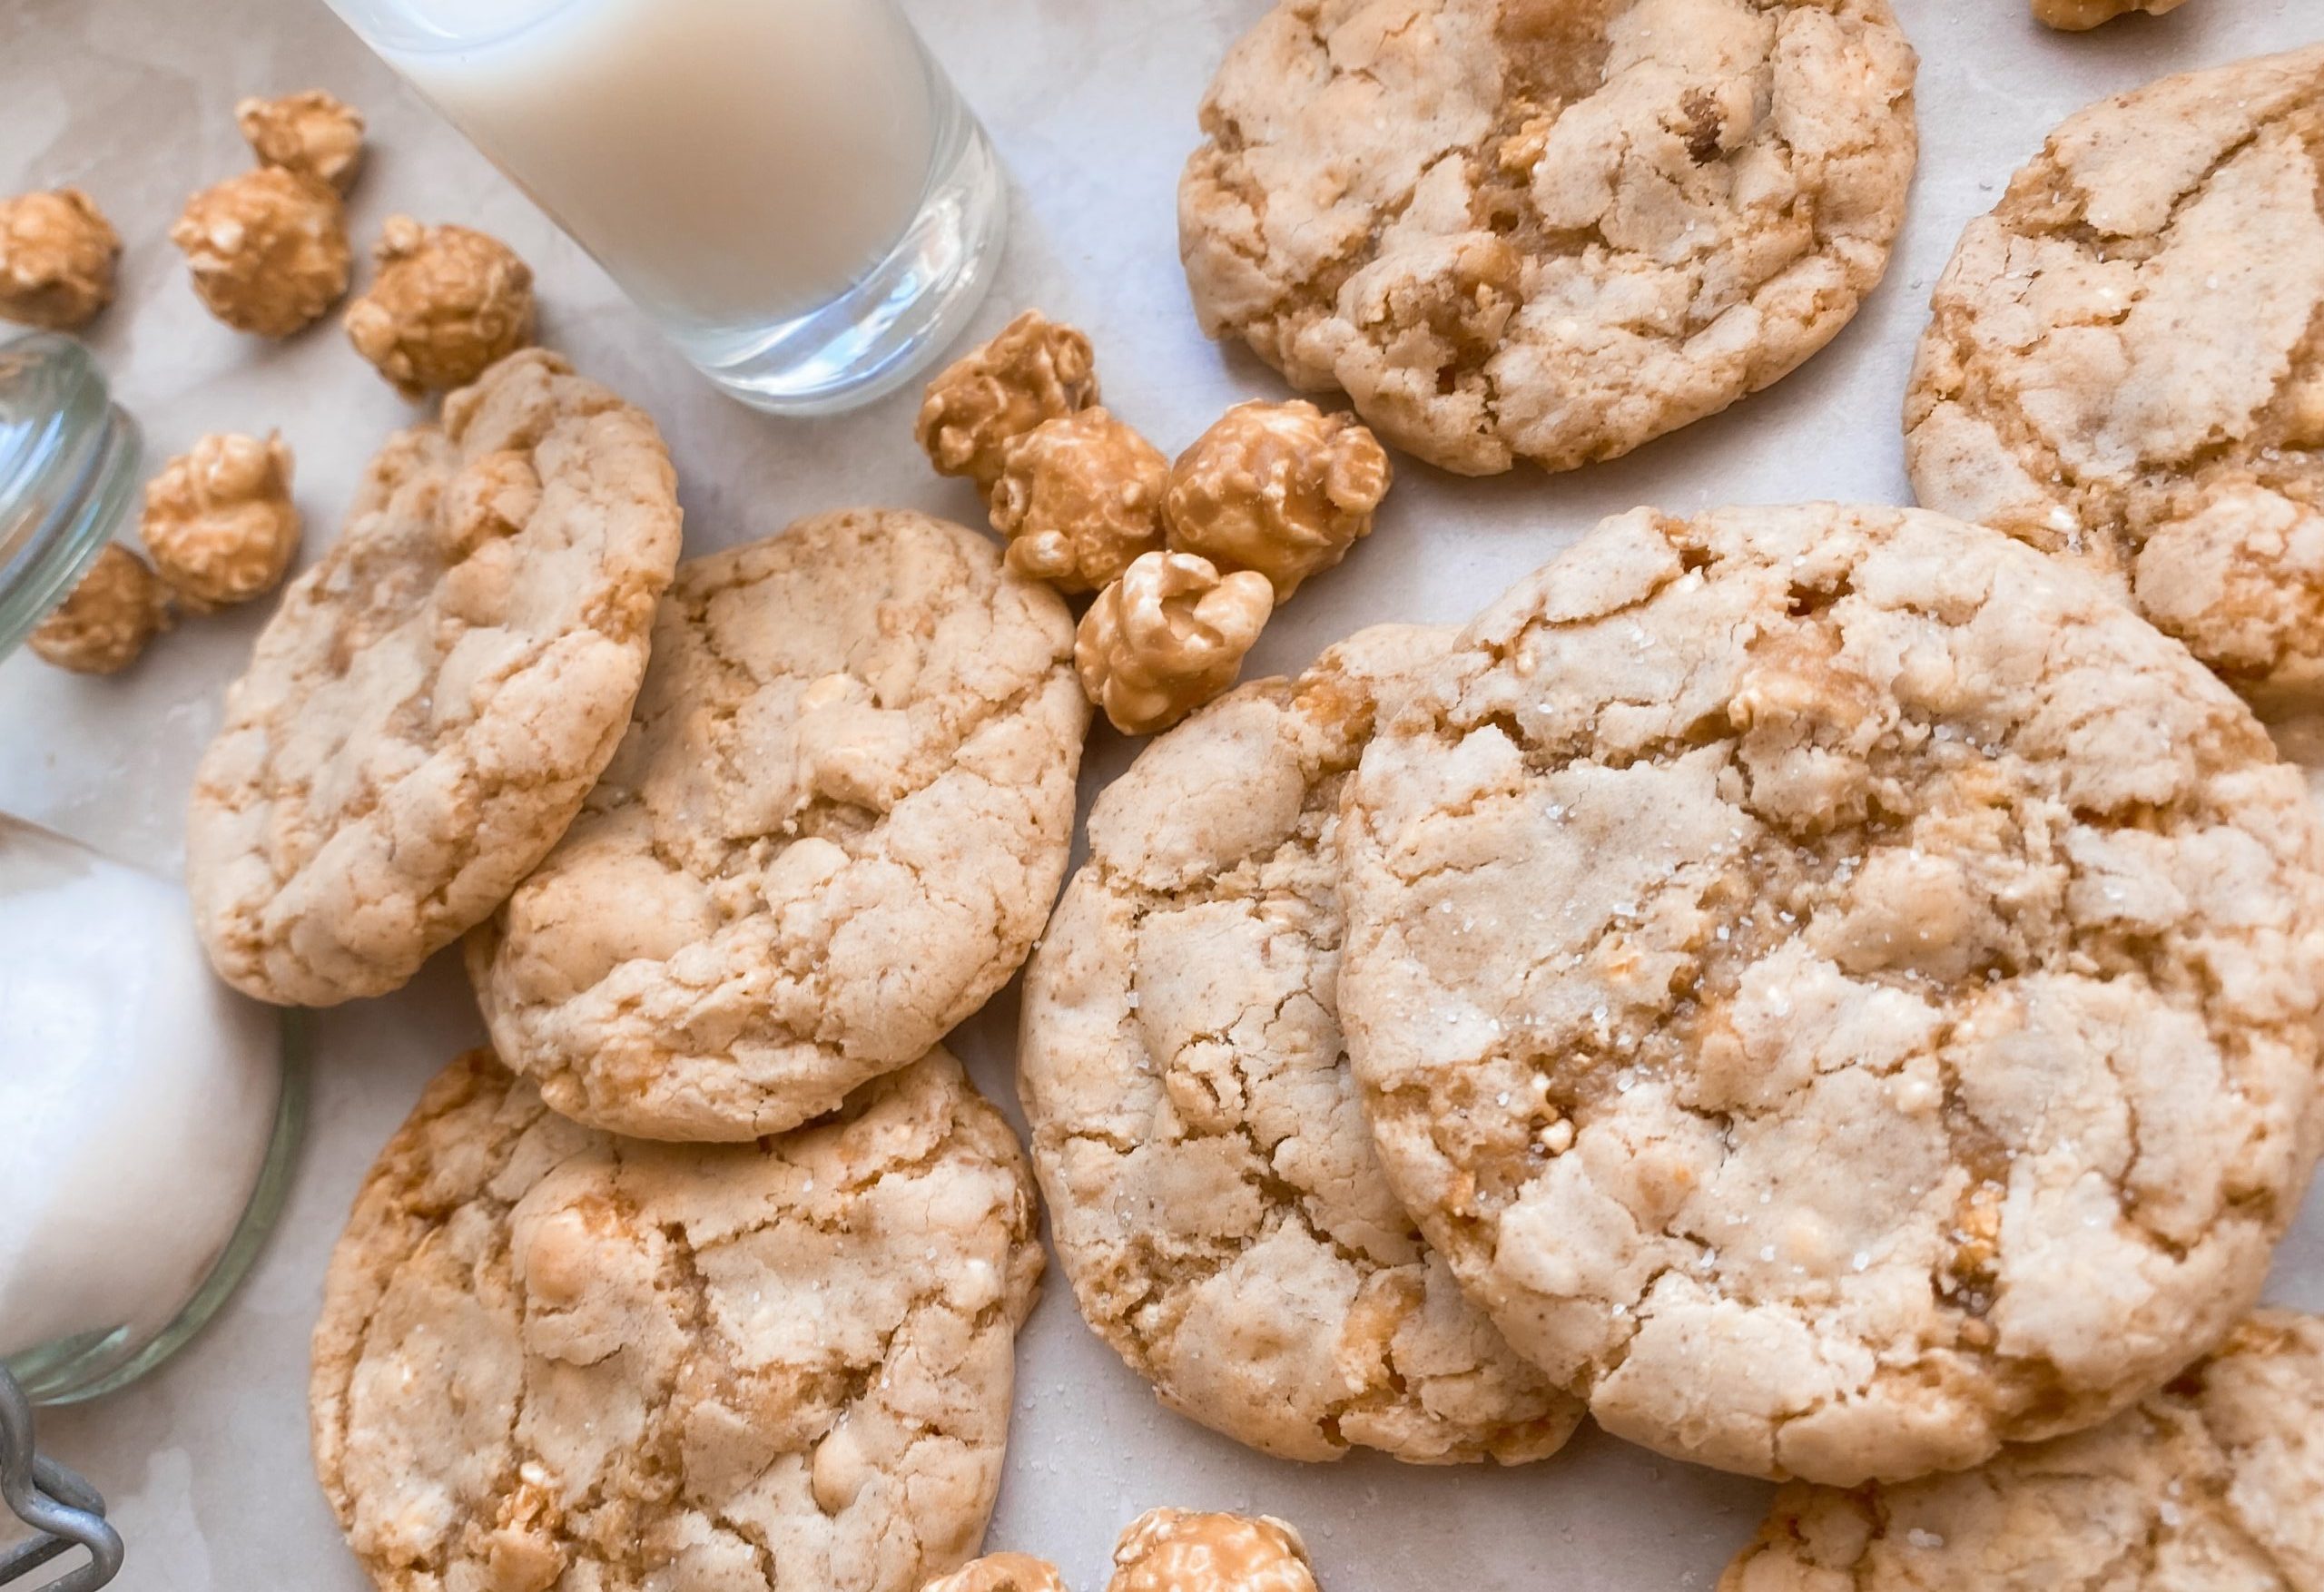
[187,350,683,1006]
[1178,0,1918,476]
[469,510,1088,1142]
[310,1047,1042,1592]
[1019,626,1581,1464]
[1337,504,2324,1485]
[1720,1310,2324,1590]
[1906,46,2324,722]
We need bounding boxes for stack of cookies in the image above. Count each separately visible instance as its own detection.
[182,349,1099,1590]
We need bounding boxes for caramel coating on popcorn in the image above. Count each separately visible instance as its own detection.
[344,217,537,398]
[990,408,1168,593]
[1108,1511,1320,1592]
[1075,551,1273,736]
[0,188,120,330]
[172,167,350,338]
[237,90,367,193]
[1163,401,1391,600]
[142,431,301,608]
[28,545,172,675]
[923,1554,1068,1592]
[2032,0,2187,28]
[917,310,1099,494]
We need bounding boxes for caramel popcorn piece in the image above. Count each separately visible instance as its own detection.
[142,431,301,608]
[923,1553,1068,1592]
[28,544,173,675]
[344,217,537,398]
[0,188,121,330]
[1107,1510,1321,1592]
[236,89,367,193]
[172,167,350,337]
[2033,0,2188,27]
[1075,550,1273,736]
[1163,400,1392,601]
[916,310,1099,494]
[990,408,1168,593]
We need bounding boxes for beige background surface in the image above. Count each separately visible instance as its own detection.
[2,0,2319,1587]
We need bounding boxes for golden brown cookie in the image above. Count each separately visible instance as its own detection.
[1720,1311,2324,1590]
[1338,504,2324,1485]
[1021,626,1581,1464]
[1180,0,1918,475]
[311,1047,1043,1592]
[470,510,1087,1141]
[1906,46,2324,722]
[187,351,682,1005]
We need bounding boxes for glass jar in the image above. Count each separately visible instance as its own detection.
[0,332,306,1406]
[322,0,1008,416]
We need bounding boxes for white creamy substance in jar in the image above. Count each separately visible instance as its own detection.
[0,819,281,1361]
[380,0,940,348]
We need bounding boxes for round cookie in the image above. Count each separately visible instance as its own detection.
[1337,503,2324,1485]
[1178,0,1918,477]
[187,349,683,1006]
[1906,46,2324,722]
[469,510,1088,1142]
[1720,1310,2324,1591]
[310,1047,1043,1592]
[1019,626,1581,1465]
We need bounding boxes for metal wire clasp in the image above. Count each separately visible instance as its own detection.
[0,1369,122,1592]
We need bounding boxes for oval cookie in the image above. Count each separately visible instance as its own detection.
[310,1047,1042,1592]
[470,509,1088,1141]
[1338,503,2324,1484]
[187,350,683,1005]
[1906,46,2324,721]
[1180,0,1919,475]
[1020,625,1581,1464]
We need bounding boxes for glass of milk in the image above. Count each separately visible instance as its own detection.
[0,335,306,1405]
[323,0,1009,414]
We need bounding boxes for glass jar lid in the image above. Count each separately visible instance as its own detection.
[0,333,141,661]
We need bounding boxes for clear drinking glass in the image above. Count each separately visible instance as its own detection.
[320,0,1008,415]
[0,334,306,1406]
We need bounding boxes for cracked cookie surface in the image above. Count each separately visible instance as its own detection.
[1178,0,1918,477]
[1336,503,2324,1485]
[1720,1309,2324,1590]
[1019,625,1581,1464]
[311,1047,1043,1592]
[1906,46,2324,723]
[470,509,1088,1142]
[187,350,682,1006]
